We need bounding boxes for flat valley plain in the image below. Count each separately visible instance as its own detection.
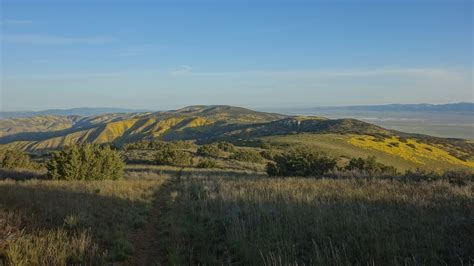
[269,109,474,140]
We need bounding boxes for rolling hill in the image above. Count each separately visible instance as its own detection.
[0,107,149,119]
[0,105,472,171]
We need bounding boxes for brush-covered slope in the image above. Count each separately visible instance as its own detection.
[0,105,472,171]
[0,106,285,151]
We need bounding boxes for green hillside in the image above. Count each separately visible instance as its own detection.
[0,105,472,171]
[263,134,473,172]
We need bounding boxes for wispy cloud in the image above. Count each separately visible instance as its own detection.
[1,34,114,45]
[3,67,467,83]
[170,65,192,75]
[174,68,464,81]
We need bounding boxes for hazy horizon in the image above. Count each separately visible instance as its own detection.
[0,101,472,113]
[1,0,473,110]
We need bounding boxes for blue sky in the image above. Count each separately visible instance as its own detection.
[0,0,472,111]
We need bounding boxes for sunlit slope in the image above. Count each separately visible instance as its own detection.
[0,116,77,137]
[0,105,472,172]
[0,106,285,151]
[263,134,473,171]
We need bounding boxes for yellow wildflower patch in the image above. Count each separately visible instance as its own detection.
[348,135,474,168]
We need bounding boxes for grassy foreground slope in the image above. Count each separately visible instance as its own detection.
[0,175,166,264]
[1,169,472,265]
[159,175,473,265]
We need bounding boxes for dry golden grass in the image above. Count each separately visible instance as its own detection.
[0,177,166,264]
[161,176,474,265]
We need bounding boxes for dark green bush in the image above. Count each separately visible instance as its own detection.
[406,143,416,149]
[197,159,219,169]
[398,137,408,143]
[442,170,473,185]
[197,144,221,157]
[231,150,263,163]
[266,148,337,177]
[345,156,398,177]
[260,149,280,161]
[0,149,33,170]
[173,140,195,150]
[47,144,125,180]
[217,141,235,152]
[401,168,440,182]
[155,146,191,166]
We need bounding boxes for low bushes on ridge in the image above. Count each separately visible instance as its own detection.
[47,144,125,181]
[266,148,337,177]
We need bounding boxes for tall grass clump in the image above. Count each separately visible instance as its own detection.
[161,176,473,265]
[0,178,166,264]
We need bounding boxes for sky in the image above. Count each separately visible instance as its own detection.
[0,0,472,111]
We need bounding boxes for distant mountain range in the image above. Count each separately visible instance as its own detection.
[310,103,473,113]
[2,103,472,120]
[0,108,150,119]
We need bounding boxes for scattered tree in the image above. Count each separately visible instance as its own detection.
[0,149,33,170]
[155,146,191,166]
[231,150,263,163]
[197,144,221,157]
[47,144,125,181]
[217,141,235,152]
[345,156,398,177]
[266,148,337,177]
[197,159,219,169]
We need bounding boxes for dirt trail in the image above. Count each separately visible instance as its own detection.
[124,179,174,266]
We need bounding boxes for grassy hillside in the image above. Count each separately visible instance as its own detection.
[263,134,473,172]
[0,105,472,172]
[0,106,284,150]
[0,116,77,138]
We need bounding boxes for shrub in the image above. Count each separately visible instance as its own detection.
[259,142,273,149]
[47,144,125,181]
[266,148,337,177]
[197,144,221,157]
[441,170,473,186]
[406,143,416,149]
[173,140,195,150]
[155,146,191,166]
[217,141,235,152]
[389,142,399,147]
[1,149,33,170]
[398,137,408,143]
[260,149,280,161]
[231,150,264,163]
[197,159,219,169]
[401,168,440,182]
[345,156,398,177]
